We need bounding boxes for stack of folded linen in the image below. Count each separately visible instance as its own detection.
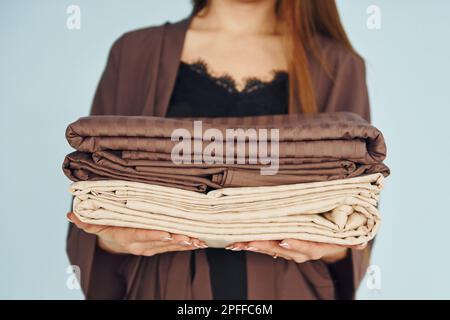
[63,112,389,247]
[70,173,383,248]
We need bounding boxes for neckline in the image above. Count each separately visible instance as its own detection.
[180,59,288,94]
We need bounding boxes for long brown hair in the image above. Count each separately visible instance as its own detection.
[191,0,357,114]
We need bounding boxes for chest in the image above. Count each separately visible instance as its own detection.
[181,31,287,87]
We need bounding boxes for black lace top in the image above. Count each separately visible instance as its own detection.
[167,60,289,118]
[167,60,289,300]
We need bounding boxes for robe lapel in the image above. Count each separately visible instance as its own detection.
[152,18,191,117]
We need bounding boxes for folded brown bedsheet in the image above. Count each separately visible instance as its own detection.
[63,112,389,192]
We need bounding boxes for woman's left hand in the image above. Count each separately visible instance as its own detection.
[227,240,368,264]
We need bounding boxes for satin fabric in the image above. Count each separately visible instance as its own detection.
[71,174,382,247]
[63,113,389,192]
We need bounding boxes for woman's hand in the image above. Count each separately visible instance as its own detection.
[227,239,368,264]
[67,212,207,256]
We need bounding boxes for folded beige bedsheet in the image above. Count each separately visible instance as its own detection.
[70,173,383,248]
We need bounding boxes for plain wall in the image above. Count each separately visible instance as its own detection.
[0,0,449,299]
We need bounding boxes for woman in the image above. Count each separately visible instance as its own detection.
[67,0,372,300]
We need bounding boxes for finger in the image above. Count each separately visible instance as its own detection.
[126,239,183,254]
[281,239,345,252]
[254,248,293,261]
[279,239,346,260]
[169,233,193,245]
[348,242,368,250]
[191,238,208,249]
[141,243,199,256]
[67,212,108,235]
[225,242,249,251]
[67,212,88,228]
[114,232,193,250]
[245,240,311,263]
[130,228,173,242]
[227,241,304,262]
[226,242,249,250]
[245,240,278,252]
[67,212,94,231]
[169,234,208,247]
[280,239,334,251]
[278,239,322,251]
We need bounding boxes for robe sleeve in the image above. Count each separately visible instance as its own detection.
[66,35,129,299]
[320,49,374,298]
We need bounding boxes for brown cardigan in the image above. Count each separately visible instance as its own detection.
[67,18,373,299]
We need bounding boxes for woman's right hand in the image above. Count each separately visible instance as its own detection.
[67,212,207,256]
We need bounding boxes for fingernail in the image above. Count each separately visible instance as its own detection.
[162,236,173,241]
[200,244,208,248]
[279,242,290,249]
[193,242,204,248]
[231,247,242,251]
[180,241,192,246]
[225,246,233,250]
[246,246,258,251]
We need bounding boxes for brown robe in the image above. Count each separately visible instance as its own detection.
[67,17,374,299]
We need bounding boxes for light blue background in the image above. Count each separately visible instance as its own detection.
[1,0,449,299]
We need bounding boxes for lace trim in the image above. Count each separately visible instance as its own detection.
[181,59,288,94]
